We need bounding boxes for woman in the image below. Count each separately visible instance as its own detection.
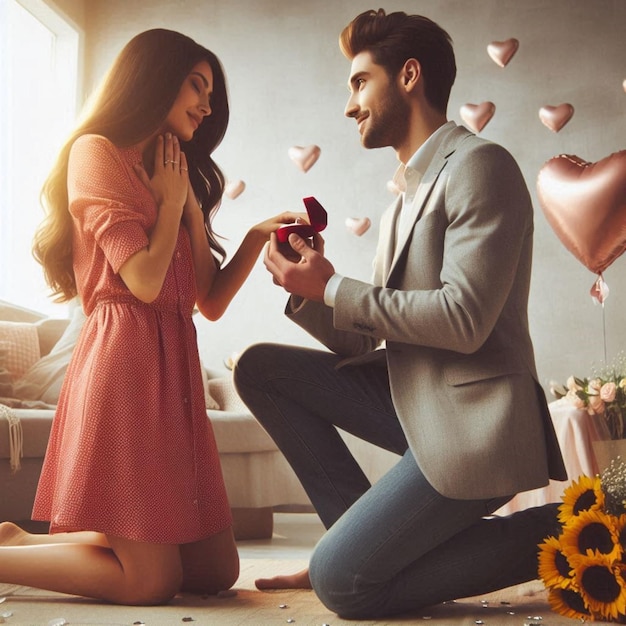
[0,28,303,605]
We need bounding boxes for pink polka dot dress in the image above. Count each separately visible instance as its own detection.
[32,134,232,544]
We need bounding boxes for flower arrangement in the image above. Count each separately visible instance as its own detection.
[550,357,626,440]
[538,460,626,622]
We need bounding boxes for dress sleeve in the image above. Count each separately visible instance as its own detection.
[68,134,152,274]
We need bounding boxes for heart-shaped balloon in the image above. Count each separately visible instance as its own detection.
[345,216,372,236]
[224,179,246,199]
[460,102,495,133]
[539,104,574,133]
[537,151,626,275]
[288,145,321,173]
[487,38,519,67]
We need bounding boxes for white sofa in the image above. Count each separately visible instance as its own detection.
[0,299,399,538]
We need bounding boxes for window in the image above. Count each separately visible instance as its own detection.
[0,0,80,316]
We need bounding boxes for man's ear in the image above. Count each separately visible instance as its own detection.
[400,58,421,92]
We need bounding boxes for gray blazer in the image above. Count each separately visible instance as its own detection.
[288,124,566,500]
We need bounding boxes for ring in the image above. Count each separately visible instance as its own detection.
[164,159,175,164]
[180,167,188,172]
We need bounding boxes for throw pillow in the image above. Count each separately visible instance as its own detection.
[0,321,41,382]
[13,306,86,405]
[201,362,221,410]
[0,346,15,397]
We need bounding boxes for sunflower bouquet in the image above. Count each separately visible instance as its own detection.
[539,459,626,621]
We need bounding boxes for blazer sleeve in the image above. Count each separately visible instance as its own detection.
[332,140,534,354]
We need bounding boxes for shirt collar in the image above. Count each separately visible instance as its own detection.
[393,120,457,193]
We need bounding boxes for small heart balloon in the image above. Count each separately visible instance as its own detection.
[539,104,574,133]
[345,216,372,236]
[537,151,626,275]
[224,179,246,199]
[460,102,495,133]
[288,145,321,173]
[487,38,519,67]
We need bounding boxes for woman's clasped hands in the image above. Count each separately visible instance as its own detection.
[134,133,189,218]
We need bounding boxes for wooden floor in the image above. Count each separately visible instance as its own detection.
[0,514,604,625]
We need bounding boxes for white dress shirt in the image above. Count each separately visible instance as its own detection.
[324,121,457,307]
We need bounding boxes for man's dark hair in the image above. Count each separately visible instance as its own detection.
[340,8,456,113]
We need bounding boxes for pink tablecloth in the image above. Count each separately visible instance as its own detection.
[496,399,598,516]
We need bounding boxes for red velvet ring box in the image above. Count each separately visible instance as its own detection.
[276,196,327,243]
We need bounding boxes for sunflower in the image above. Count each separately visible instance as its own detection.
[558,474,605,524]
[560,508,621,562]
[547,587,592,620]
[538,534,575,589]
[571,553,626,620]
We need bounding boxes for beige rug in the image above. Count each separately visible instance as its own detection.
[0,558,604,625]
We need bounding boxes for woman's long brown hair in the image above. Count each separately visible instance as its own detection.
[34,29,229,302]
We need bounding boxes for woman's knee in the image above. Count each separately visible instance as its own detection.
[106,537,183,606]
[119,570,182,606]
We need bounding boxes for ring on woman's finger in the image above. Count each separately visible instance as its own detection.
[164,159,175,165]
[180,167,188,172]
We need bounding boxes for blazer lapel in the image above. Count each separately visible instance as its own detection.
[375,197,402,285]
[386,126,472,282]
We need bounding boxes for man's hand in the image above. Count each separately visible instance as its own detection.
[264,231,334,302]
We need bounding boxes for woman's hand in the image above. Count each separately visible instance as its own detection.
[183,179,204,227]
[249,211,309,242]
[121,133,190,303]
[134,133,188,217]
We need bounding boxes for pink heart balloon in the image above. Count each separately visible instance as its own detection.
[288,145,321,173]
[224,179,245,199]
[460,102,495,133]
[539,104,574,133]
[537,151,626,275]
[345,216,372,236]
[487,38,519,67]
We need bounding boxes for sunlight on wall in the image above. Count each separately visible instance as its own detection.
[0,0,79,317]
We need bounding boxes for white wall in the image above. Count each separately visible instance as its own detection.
[70,0,626,391]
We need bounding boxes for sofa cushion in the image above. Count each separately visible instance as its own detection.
[13,308,83,405]
[208,410,277,453]
[0,321,41,382]
[0,409,53,459]
[207,376,249,413]
[0,300,46,323]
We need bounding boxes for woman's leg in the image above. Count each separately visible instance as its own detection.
[0,522,109,547]
[179,526,240,594]
[0,533,183,605]
[1,521,240,601]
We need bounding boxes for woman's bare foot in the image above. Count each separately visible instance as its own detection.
[0,521,30,546]
[255,567,311,590]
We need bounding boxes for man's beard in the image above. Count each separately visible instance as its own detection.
[361,88,410,150]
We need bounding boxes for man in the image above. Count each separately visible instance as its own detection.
[234,8,566,619]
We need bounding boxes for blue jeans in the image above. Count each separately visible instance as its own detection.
[233,343,560,619]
